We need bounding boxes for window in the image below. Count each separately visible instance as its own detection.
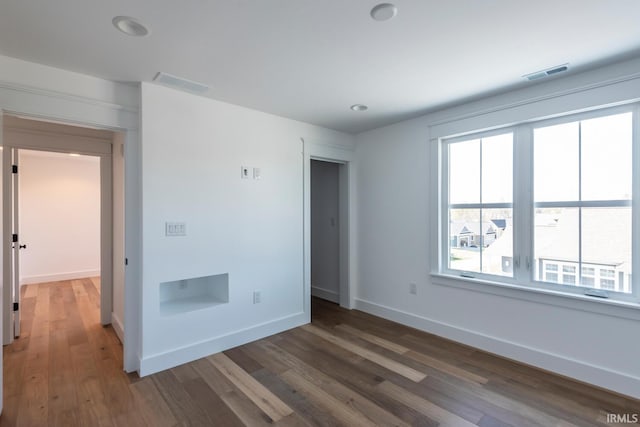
[446,132,513,276]
[582,267,595,275]
[600,279,616,290]
[600,269,615,278]
[440,107,637,301]
[533,112,632,295]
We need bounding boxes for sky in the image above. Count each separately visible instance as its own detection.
[449,111,632,205]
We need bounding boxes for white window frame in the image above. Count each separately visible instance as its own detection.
[438,103,640,304]
[440,127,516,280]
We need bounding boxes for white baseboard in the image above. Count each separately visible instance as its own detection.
[354,298,640,400]
[21,270,100,285]
[139,311,308,377]
[112,312,124,343]
[311,286,339,303]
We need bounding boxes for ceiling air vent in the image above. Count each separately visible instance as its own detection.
[523,64,569,81]
[153,72,210,94]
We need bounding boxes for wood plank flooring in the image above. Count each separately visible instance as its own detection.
[3,282,639,426]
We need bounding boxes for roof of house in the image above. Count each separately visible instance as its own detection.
[482,209,631,267]
[450,221,496,236]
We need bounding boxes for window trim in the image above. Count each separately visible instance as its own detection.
[437,103,640,304]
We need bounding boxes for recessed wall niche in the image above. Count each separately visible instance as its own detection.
[159,273,229,315]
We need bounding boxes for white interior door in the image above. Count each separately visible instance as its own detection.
[11,148,20,338]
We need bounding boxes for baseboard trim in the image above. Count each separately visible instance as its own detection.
[21,270,100,285]
[354,298,640,400]
[139,312,308,376]
[111,313,124,343]
[311,286,339,303]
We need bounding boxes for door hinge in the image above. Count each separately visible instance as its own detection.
[125,257,128,266]
[13,302,18,311]
[12,234,18,243]
[12,165,17,174]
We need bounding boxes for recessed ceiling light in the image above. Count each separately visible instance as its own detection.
[370,3,398,21]
[112,16,150,37]
[350,104,368,112]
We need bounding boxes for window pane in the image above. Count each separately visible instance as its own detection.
[482,133,513,203]
[534,122,579,202]
[449,208,513,277]
[449,140,480,204]
[449,208,480,272]
[581,113,632,201]
[534,208,579,282]
[480,209,513,277]
[600,279,616,290]
[600,269,615,278]
[582,208,631,294]
[546,272,558,283]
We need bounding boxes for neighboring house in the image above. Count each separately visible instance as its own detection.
[534,209,632,293]
[450,219,506,248]
[484,211,631,293]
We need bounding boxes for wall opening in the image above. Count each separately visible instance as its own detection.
[310,160,341,303]
[2,115,124,349]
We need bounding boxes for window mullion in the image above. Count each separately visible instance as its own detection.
[479,139,483,274]
[578,122,583,287]
[633,106,640,301]
[440,139,450,273]
[514,125,533,284]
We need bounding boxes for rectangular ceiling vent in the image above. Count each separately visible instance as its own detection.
[523,64,569,81]
[153,72,210,94]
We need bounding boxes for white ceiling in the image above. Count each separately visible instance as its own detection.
[1,1,640,134]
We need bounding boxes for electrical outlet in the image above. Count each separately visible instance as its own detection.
[409,283,417,295]
[253,167,261,180]
[253,290,261,304]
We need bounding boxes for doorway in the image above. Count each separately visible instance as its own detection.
[310,160,341,303]
[2,115,123,346]
[19,149,100,284]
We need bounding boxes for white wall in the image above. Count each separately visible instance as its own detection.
[354,56,640,399]
[311,160,340,302]
[139,83,353,374]
[18,151,100,284]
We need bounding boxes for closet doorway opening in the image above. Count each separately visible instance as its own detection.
[310,159,341,304]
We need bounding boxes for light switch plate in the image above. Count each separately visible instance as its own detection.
[253,167,261,180]
[165,222,186,236]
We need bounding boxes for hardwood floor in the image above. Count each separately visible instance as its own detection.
[2,283,638,426]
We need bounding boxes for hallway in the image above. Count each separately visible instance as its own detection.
[1,279,138,426]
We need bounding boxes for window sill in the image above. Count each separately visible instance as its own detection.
[430,273,640,321]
